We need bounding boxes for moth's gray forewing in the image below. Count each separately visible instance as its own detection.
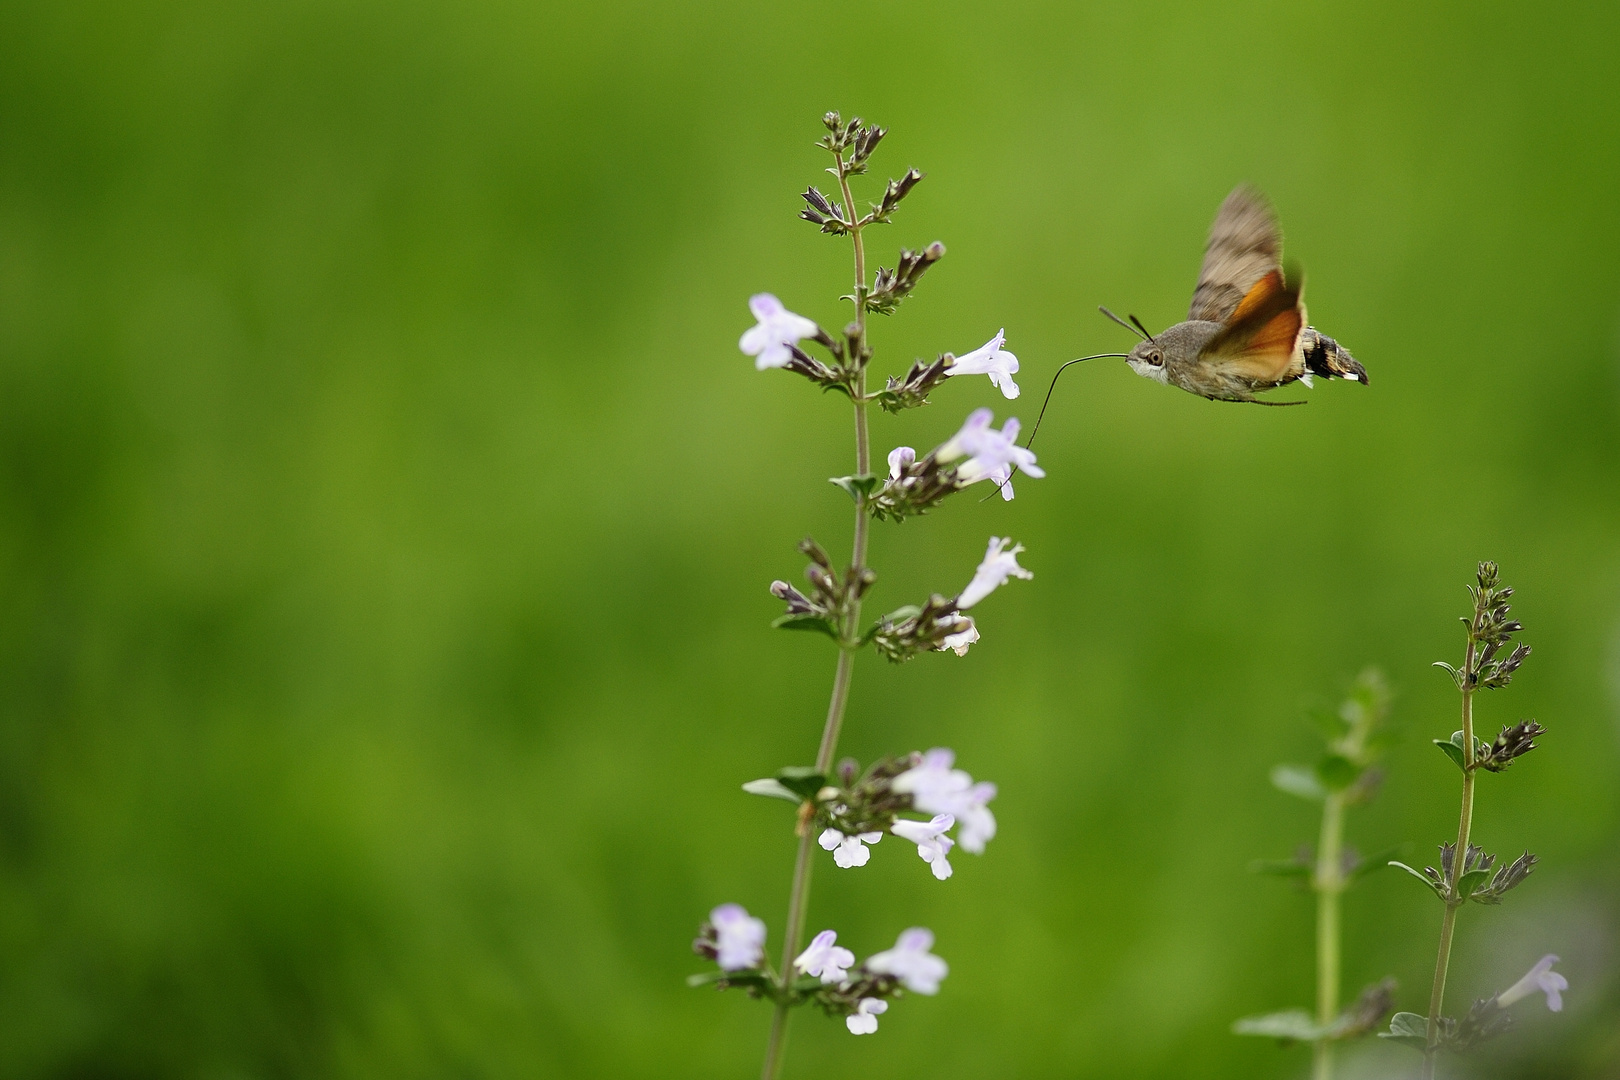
[1187,185,1282,323]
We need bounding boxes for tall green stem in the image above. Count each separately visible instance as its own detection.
[1421,641,1479,1080]
[761,152,870,1080]
[1313,791,1346,1080]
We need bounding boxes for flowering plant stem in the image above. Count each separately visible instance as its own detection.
[1313,789,1346,1080]
[1421,640,1477,1080]
[761,152,871,1080]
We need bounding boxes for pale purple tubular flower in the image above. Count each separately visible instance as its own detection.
[893,748,999,854]
[710,903,767,971]
[865,927,949,995]
[887,445,916,480]
[1496,954,1567,1012]
[794,929,856,984]
[818,827,883,868]
[739,293,819,371]
[952,415,1043,495]
[890,813,956,880]
[845,997,888,1035]
[956,536,1032,610]
[945,328,1020,398]
[937,614,979,656]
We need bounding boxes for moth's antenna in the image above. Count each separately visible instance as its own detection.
[980,352,1129,501]
[1129,314,1156,344]
[1098,305,1145,340]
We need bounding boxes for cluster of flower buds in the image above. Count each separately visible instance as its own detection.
[869,168,925,225]
[1475,719,1546,772]
[1394,843,1537,906]
[770,538,875,644]
[816,112,885,175]
[800,185,853,235]
[869,594,976,662]
[1438,561,1532,690]
[691,909,950,1037]
[867,242,945,315]
[1383,956,1565,1054]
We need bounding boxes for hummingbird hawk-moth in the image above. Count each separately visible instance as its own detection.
[1107,185,1368,405]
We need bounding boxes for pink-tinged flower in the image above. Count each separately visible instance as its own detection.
[945,328,1020,398]
[1496,954,1567,1012]
[935,409,1041,500]
[739,293,819,370]
[890,813,956,880]
[937,614,979,656]
[794,929,856,984]
[818,828,883,868]
[709,904,767,971]
[957,537,1032,610]
[845,997,888,1035]
[865,927,949,995]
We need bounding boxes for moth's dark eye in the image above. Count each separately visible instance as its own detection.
[1148,351,1163,366]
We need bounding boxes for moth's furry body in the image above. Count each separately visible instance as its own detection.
[1122,187,1368,404]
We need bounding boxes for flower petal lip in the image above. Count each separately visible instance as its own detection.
[739,293,819,371]
[866,927,949,995]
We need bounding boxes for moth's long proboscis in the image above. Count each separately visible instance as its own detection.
[980,351,1129,501]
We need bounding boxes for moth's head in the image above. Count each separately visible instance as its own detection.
[1125,340,1169,383]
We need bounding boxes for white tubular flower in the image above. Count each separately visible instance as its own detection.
[937,614,979,656]
[818,828,883,868]
[739,293,818,371]
[865,927,949,995]
[710,904,767,971]
[1496,954,1567,1012]
[890,813,956,880]
[794,929,856,984]
[845,997,888,1035]
[945,328,1020,398]
[956,537,1032,610]
[887,445,916,479]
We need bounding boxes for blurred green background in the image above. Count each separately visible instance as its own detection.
[2,0,1618,1077]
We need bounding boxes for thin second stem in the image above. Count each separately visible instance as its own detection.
[1313,792,1345,1080]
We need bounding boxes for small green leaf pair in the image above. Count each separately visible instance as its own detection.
[1269,754,1361,801]
[742,766,828,804]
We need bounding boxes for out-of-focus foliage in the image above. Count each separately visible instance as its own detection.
[0,1,1616,1077]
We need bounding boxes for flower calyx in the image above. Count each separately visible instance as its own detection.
[867,242,945,316]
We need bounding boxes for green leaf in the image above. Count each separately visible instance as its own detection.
[1249,858,1312,877]
[1433,660,1463,687]
[1315,754,1361,792]
[771,613,840,641]
[1270,763,1325,801]
[775,767,827,801]
[741,778,803,803]
[1433,737,1467,774]
[1456,867,1493,901]
[829,473,880,502]
[686,970,771,988]
[1389,861,1443,898]
[1232,1009,1326,1041]
[1378,1011,1430,1051]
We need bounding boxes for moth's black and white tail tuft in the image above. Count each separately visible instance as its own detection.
[1301,327,1368,385]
